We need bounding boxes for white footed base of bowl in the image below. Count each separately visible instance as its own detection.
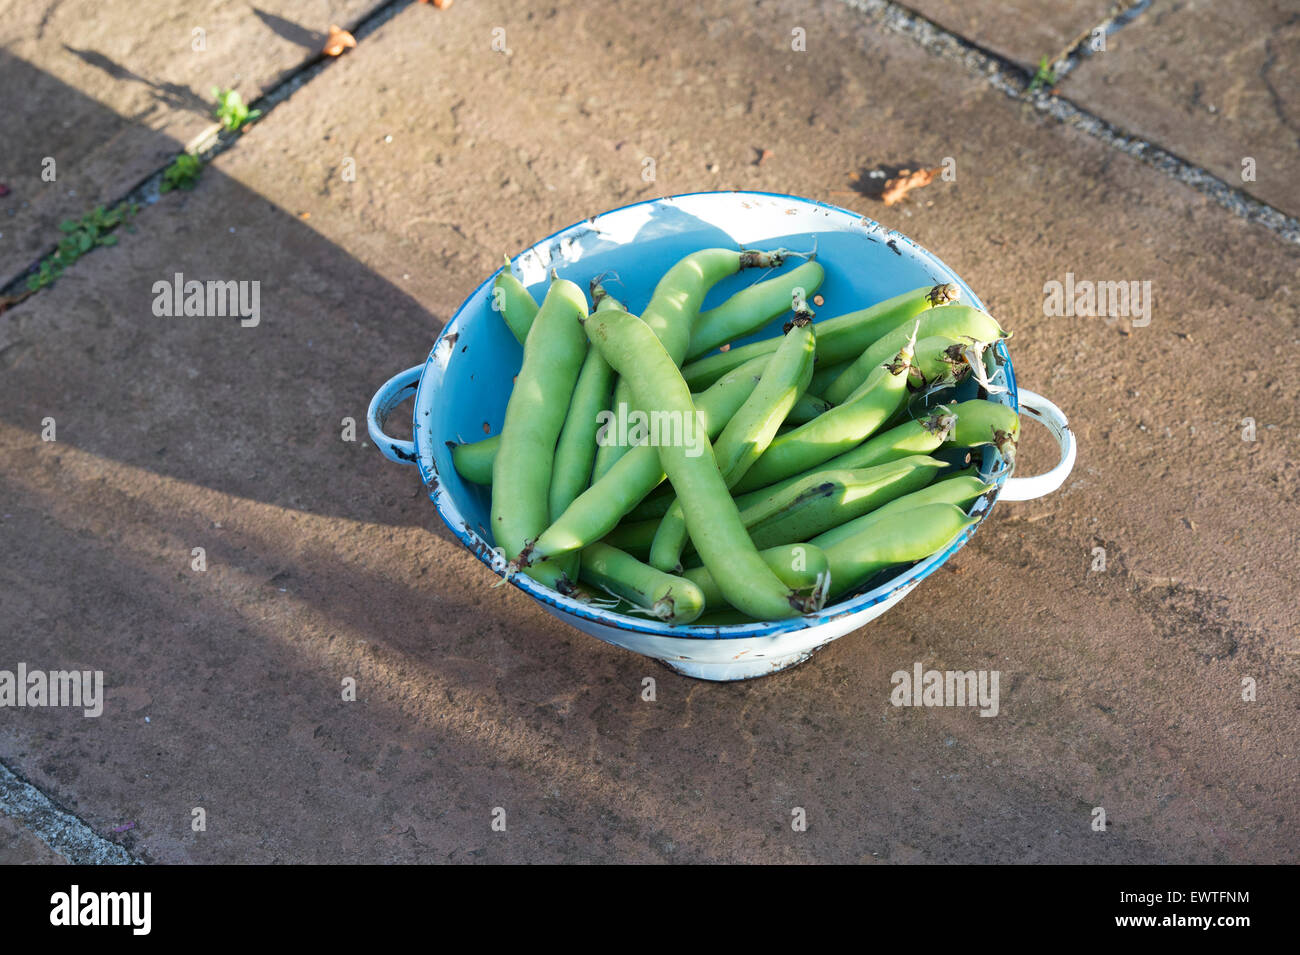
[542,581,919,681]
[658,648,824,681]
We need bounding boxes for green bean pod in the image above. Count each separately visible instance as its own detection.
[548,299,621,520]
[491,256,541,346]
[580,307,806,620]
[490,274,589,586]
[732,331,916,493]
[686,260,825,359]
[822,305,1007,405]
[739,456,946,550]
[801,407,956,479]
[647,248,791,365]
[579,542,706,625]
[809,472,991,550]
[807,358,851,397]
[590,380,633,480]
[519,354,770,568]
[736,398,1017,501]
[686,455,939,552]
[683,544,830,612]
[601,517,660,558]
[451,434,499,485]
[786,392,833,425]
[945,398,1020,465]
[719,413,950,512]
[624,485,676,522]
[822,503,978,599]
[681,282,959,391]
[648,312,816,572]
[592,247,794,481]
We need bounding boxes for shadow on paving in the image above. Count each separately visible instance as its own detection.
[0,51,185,285]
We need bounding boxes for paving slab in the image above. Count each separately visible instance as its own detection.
[0,0,391,282]
[0,812,67,864]
[885,0,1116,69]
[1061,0,1300,218]
[0,0,1297,862]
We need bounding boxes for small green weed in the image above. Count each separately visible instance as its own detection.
[1028,56,1058,93]
[26,202,138,291]
[213,87,262,132]
[161,153,203,193]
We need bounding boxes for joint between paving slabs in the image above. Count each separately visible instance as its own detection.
[3,0,1298,309]
[0,0,415,305]
[0,757,140,865]
[839,0,1300,244]
[1041,0,1153,87]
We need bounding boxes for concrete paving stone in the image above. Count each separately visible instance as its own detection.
[889,0,1117,69]
[1061,0,1300,218]
[0,811,68,864]
[0,0,1296,862]
[0,0,391,282]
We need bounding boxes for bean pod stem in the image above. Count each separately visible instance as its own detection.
[822,304,1006,405]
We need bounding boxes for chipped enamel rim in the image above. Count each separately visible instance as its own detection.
[407,191,1017,640]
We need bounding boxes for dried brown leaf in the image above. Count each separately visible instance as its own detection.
[880,167,941,206]
[323,25,356,57]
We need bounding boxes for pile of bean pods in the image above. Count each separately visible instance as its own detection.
[451,246,1020,626]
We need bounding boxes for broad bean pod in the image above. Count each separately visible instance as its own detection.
[649,310,816,572]
[686,260,824,359]
[732,329,917,492]
[490,274,589,587]
[518,354,771,569]
[548,292,621,521]
[809,472,992,550]
[581,307,806,620]
[683,544,830,612]
[579,542,706,625]
[822,503,978,599]
[593,247,794,480]
[680,282,959,391]
[822,304,1006,405]
[739,456,946,550]
[491,255,540,346]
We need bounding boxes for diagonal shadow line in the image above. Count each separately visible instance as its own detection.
[2,0,413,297]
[0,435,768,862]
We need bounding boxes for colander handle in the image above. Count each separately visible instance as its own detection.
[367,365,423,465]
[999,389,1076,501]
